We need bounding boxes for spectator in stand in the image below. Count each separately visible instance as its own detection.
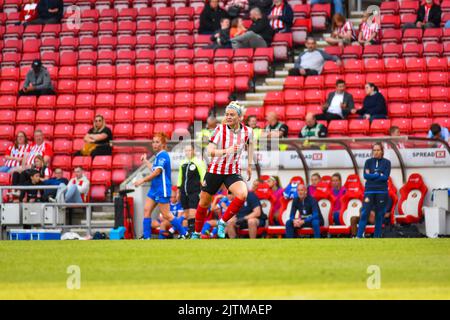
[289,37,342,76]
[225,0,249,18]
[325,13,357,46]
[246,115,262,144]
[23,129,53,168]
[307,173,321,196]
[299,113,328,138]
[268,0,294,33]
[249,0,273,15]
[19,0,38,24]
[18,60,55,96]
[27,0,64,25]
[267,176,283,221]
[428,123,450,143]
[230,17,247,38]
[316,79,354,121]
[18,169,43,203]
[403,0,441,29]
[226,191,265,239]
[387,126,405,149]
[208,18,232,49]
[310,0,344,16]
[197,115,218,149]
[231,7,274,49]
[331,173,346,225]
[0,132,29,173]
[58,167,90,203]
[262,112,289,139]
[42,168,69,202]
[199,0,228,35]
[74,115,113,158]
[11,155,50,201]
[351,83,387,121]
[285,183,324,238]
[261,112,289,150]
[357,10,380,46]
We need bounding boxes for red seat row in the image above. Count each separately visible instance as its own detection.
[0,105,210,124]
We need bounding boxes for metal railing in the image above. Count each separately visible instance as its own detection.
[0,185,60,204]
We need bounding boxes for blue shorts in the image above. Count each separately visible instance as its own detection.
[147,189,170,204]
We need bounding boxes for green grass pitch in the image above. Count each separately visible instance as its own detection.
[0,239,449,300]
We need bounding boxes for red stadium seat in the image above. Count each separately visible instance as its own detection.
[388,103,410,118]
[327,120,348,135]
[396,173,428,224]
[52,155,72,170]
[91,170,112,187]
[53,139,73,154]
[133,122,153,139]
[370,119,391,134]
[154,107,174,121]
[113,123,133,138]
[304,75,324,89]
[284,90,305,104]
[431,102,450,117]
[73,123,91,138]
[391,118,412,134]
[92,156,112,170]
[114,108,134,123]
[285,120,305,135]
[348,119,370,134]
[0,110,15,124]
[409,87,430,102]
[407,71,428,87]
[410,102,431,117]
[411,118,432,133]
[387,87,408,102]
[90,185,107,202]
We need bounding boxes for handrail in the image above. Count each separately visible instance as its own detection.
[0,185,59,204]
[41,202,115,235]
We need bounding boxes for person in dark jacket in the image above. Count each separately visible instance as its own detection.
[41,167,69,201]
[177,144,206,235]
[268,0,294,33]
[289,37,342,76]
[231,7,274,48]
[352,83,387,121]
[199,0,229,35]
[208,18,232,49]
[18,59,55,96]
[316,79,355,121]
[403,0,441,29]
[249,0,273,15]
[19,169,43,202]
[356,142,391,238]
[27,0,63,25]
[285,184,323,238]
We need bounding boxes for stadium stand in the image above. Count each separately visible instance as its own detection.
[0,0,448,239]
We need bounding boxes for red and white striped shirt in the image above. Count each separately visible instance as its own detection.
[208,124,253,175]
[26,142,53,166]
[359,21,380,43]
[270,4,284,30]
[336,21,357,41]
[424,4,432,22]
[4,144,30,168]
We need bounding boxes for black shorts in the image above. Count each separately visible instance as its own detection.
[201,172,244,195]
[180,192,200,210]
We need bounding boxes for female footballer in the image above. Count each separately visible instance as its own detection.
[191,101,254,239]
[134,133,187,239]
[356,142,391,238]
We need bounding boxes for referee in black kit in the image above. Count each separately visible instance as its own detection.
[177,144,206,236]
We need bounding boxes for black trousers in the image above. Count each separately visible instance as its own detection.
[315,112,343,122]
[74,145,112,159]
[288,68,319,76]
[18,88,56,96]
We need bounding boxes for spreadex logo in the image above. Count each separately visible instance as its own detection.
[292,153,323,160]
[412,150,447,158]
